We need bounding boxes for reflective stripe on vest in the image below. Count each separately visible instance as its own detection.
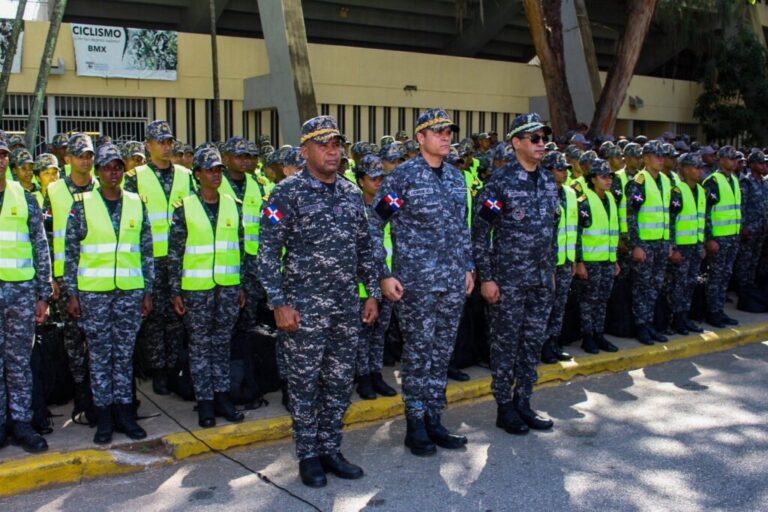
[675,182,706,245]
[704,172,741,237]
[181,193,241,290]
[0,181,34,281]
[48,178,97,277]
[77,191,145,292]
[135,164,192,257]
[616,170,629,235]
[581,188,619,263]
[220,173,263,256]
[557,186,578,266]
[636,169,671,241]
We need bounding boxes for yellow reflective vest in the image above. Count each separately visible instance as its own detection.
[0,181,35,282]
[704,171,741,237]
[581,187,619,263]
[636,169,671,241]
[220,173,263,256]
[674,182,706,246]
[557,186,578,265]
[48,177,98,278]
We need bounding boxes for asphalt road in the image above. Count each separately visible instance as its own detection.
[6,342,768,512]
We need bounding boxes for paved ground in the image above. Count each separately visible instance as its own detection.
[6,342,768,512]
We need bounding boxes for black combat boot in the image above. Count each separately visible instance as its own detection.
[197,400,215,428]
[355,374,376,400]
[672,312,689,335]
[0,423,8,448]
[552,339,573,361]
[425,412,467,449]
[447,366,470,381]
[495,403,529,435]
[214,392,244,423]
[635,324,654,345]
[647,325,668,343]
[404,417,436,456]
[113,403,147,440]
[513,394,554,430]
[540,337,559,364]
[152,368,170,395]
[280,380,290,410]
[720,312,739,325]
[319,452,364,479]
[686,318,704,333]
[370,372,397,397]
[706,311,725,328]
[580,332,599,354]
[93,406,113,445]
[594,332,619,352]
[299,456,327,487]
[12,422,48,453]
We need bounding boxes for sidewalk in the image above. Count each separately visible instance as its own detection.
[1,301,766,497]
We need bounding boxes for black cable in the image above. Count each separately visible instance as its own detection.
[136,387,323,512]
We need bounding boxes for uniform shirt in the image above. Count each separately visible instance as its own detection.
[63,189,155,297]
[472,160,559,286]
[625,171,674,247]
[739,172,768,235]
[370,155,472,293]
[258,169,380,314]
[0,184,52,300]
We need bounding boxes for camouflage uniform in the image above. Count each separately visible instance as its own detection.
[472,114,558,405]
[369,110,471,421]
[259,116,380,459]
[63,144,155,407]
[734,153,768,288]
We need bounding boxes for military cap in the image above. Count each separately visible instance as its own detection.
[662,143,678,158]
[415,108,459,133]
[603,144,624,159]
[544,141,557,152]
[356,154,384,178]
[508,112,551,138]
[193,146,224,170]
[10,148,33,167]
[270,145,293,167]
[444,147,463,165]
[8,134,26,148]
[380,142,405,162]
[246,140,260,156]
[350,141,365,155]
[673,140,690,153]
[0,138,9,153]
[494,142,516,162]
[689,141,701,152]
[369,143,381,155]
[34,153,60,174]
[95,143,125,168]
[660,130,676,141]
[51,133,69,148]
[634,135,648,145]
[564,144,583,161]
[95,134,112,149]
[121,141,145,159]
[182,144,193,154]
[570,133,590,146]
[578,150,598,169]
[477,132,490,140]
[747,150,766,164]
[623,142,642,158]
[642,140,665,156]
[194,141,218,153]
[257,134,272,146]
[699,145,715,156]
[380,135,395,147]
[617,138,629,150]
[300,115,346,145]
[261,144,275,157]
[404,139,420,152]
[284,146,304,168]
[225,136,250,155]
[395,130,408,140]
[145,120,175,142]
[214,141,226,152]
[541,151,569,171]
[172,139,184,154]
[736,151,746,163]
[598,141,615,157]
[457,138,474,157]
[587,158,612,177]
[678,152,703,167]
[717,145,738,159]
[0,129,6,142]
[67,133,95,156]
[479,154,494,172]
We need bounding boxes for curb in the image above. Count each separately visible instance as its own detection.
[1,320,766,497]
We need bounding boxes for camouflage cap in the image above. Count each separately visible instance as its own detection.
[395,129,408,140]
[246,140,260,156]
[493,142,516,162]
[284,146,304,168]
[10,148,33,167]
[662,143,678,158]
[172,139,184,154]
[678,152,703,168]
[182,144,193,154]
[564,144,583,161]
[193,146,224,170]
[95,134,112,148]
[95,143,125,168]
[508,112,551,138]
[225,136,250,155]
[404,139,420,152]
[586,158,612,177]
[415,108,459,133]
[570,133,590,146]
[67,133,95,156]
[717,145,738,159]
[51,133,69,148]
[261,144,275,157]
[699,145,715,156]
[300,115,345,145]
[477,132,490,140]
[350,141,365,155]
[145,120,175,142]
[673,140,690,153]
[34,153,60,173]
[0,129,6,142]
[660,130,676,141]
[8,134,26,148]
[634,135,648,145]
[368,143,380,155]
[257,134,272,146]
[689,141,701,152]
[603,144,624,159]
[578,150,598,169]
[544,141,557,152]
[617,138,629,150]
[194,141,218,153]
[270,145,294,167]
[356,154,384,178]
[747,150,767,164]
[380,135,395,147]
[444,147,463,166]
[541,151,569,171]
[380,142,405,162]
[121,141,146,159]
[457,138,474,157]
[0,138,8,153]
[642,140,665,156]
[623,142,642,158]
[736,151,745,162]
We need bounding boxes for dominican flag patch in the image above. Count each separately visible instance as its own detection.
[375,192,404,220]
[479,196,503,222]
[264,205,283,224]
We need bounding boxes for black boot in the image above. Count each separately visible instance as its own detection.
[720,312,739,325]
[152,369,170,395]
[552,339,573,361]
[496,403,529,435]
[0,423,7,448]
[370,372,397,397]
[706,311,726,328]
[540,337,559,364]
[425,412,467,449]
[647,325,668,343]
[404,417,436,456]
[513,394,554,430]
[636,324,654,345]
[594,332,619,352]
[280,380,290,410]
[12,422,48,453]
[447,366,470,381]
[672,312,689,335]
[197,400,215,428]
[93,406,113,445]
[299,456,327,487]
[214,392,244,423]
[319,452,364,479]
[580,332,599,354]
[355,374,376,400]
[72,380,96,425]
[686,319,704,333]
[113,403,147,440]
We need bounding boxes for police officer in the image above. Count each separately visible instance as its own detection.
[259,115,379,487]
[703,145,742,327]
[574,159,621,353]
[64,143,154,444]
[168,146,245,428]
[11,148,41,205]
[125,120,194,395]
[626,140,673,344]
[472,113,558,435]
[0,136,52,453]
[370,108,473,457]
[668,153,706,335]
[33,154,61,211]
[403,139,419,161]
[121,141,146,173]
[700,146,717,177]
[734,151,768,290]
[541,152,576,363]
[49,133,69,171]
[380,142,405,175]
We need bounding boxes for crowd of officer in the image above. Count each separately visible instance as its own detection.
[0,110,766,489]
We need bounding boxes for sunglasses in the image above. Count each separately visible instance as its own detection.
[521,134,550,144]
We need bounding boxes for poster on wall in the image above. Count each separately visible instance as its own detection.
[0,19,23,73]
[71,24,177,80]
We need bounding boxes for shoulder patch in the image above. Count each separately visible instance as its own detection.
[577,194,587,203]
[73,193,83,202]
[634,173,645,185]
[374,192,404,221]
[172,200,183,209]
[125,169,136,178]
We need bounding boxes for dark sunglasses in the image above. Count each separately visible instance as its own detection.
[521,134,550,144]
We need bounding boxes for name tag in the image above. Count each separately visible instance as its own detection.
[410,188,434,197]
[509,191,528,198]
[299,203,324,215]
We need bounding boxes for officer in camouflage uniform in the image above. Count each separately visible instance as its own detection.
[168,146,245,428]
[472,113,558,435]
[259,116,379,487]
[734,151,768,289]
[403,139,419,161]
[0,137,52,453]
[380,142,406,175]
[370,108,473,457]
[11,148,42,205]
[49,133,69,169]
[64,144,154,444]
[121,141,146,173]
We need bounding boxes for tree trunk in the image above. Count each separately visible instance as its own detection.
[209,0,221,142]
[0,0,27,115]
[589,0,658,138]
[523,0,578,135]
[26,0,67,151]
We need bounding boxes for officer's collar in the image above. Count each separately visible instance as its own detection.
[301,168,339,190]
